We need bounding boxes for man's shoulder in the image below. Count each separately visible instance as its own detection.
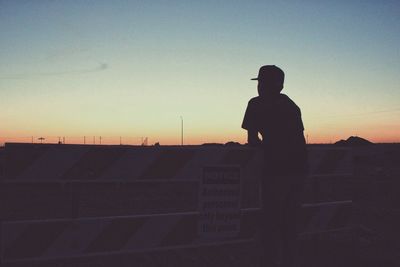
[246,96,264,110]
[248,96,261,104]
[279,94,300,111]
[279,93,294,103]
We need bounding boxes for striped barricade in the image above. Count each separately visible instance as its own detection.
[300,146,355,267]
[304,146,354,203]
[0,202,354,267]
[3,143,353,181]
[307,146,353,176]
[298,200,356,267]
[0,176,355,221]
[1,144,358,266]
[302,174,354,203]
[1,144,354,221]
[0,210,257,267]
[2,144,263,181]
[1,145,263,221]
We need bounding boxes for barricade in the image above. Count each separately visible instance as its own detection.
[1,143,358,266]
[351,145,400,265]
[300,147,356,266]
[3,143,353,182]
[0,211,251,264]
[298,201,356,267]
[1,144,353,219]
[1,203,354,267]
[2,144,263,181]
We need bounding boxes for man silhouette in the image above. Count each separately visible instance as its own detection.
[242,65,307,267]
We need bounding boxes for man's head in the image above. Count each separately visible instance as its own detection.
[251,65,285,97]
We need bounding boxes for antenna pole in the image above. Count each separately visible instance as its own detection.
[180,116,184,146]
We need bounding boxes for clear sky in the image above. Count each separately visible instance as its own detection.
[1,0,399,145]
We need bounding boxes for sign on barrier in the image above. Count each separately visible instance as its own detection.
[299,200,353,236]
[198,166,241,240]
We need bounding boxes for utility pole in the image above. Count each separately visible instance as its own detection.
[180,116,184,146]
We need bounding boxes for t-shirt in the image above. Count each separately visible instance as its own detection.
[242,94,307,175]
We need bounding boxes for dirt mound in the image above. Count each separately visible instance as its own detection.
[334,136,373,146]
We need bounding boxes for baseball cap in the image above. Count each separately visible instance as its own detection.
[251,65,285,84]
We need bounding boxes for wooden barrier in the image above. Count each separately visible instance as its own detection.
[0,143,359,266]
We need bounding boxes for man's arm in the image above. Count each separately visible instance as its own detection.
[247,129,261,146]
[242,98,261,146]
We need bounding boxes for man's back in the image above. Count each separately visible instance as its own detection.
[242,93,307,175]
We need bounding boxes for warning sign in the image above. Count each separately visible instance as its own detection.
[198,165,241,240]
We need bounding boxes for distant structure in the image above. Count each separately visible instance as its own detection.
[224,141,241,146]
[200,143,224,147]
[141,137,148,146]
[334,136,373,146]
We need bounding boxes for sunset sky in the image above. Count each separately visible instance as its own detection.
[1,1,399,145]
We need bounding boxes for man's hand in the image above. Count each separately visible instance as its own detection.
[247,130,262,146]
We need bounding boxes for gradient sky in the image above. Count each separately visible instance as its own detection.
[1,0,399,145]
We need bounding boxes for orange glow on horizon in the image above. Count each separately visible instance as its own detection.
[1,130,399,146]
